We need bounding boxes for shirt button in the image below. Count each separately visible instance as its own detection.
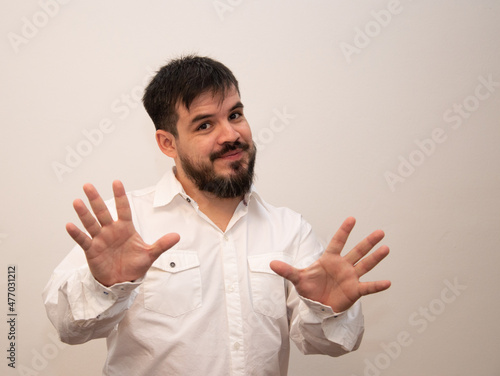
[170,262,176,268]
[233,342,241,351]
[186,197,191,203]
[227,285,234,293]
[223,235,229,241]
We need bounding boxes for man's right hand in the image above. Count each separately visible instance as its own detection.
[66,180,180,287]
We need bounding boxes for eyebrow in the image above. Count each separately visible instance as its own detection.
[189,102,244,126]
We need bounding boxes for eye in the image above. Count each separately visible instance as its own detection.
[229,112,242,120]
[197,123,211,131]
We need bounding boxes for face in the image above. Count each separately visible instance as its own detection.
[170,86,256,198]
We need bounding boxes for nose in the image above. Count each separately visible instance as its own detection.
[217,120,240,144]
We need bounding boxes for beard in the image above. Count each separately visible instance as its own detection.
[178,141,257,199]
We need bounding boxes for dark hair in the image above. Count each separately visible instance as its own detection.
[142,55,240,137]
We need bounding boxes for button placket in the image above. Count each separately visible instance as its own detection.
[220,233,245,375]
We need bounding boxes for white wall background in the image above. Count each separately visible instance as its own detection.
[1,1,499,375]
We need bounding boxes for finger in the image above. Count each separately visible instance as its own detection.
[83,183,114,226]
[324,217,356,255]
[73,198,102,237]
[355,245,390,277]
[269,260,300,285]
[359,280,391,296]
[66,222,92,251]
[150,233,181,260]
[112,180,132,222]
[344,229,385,265]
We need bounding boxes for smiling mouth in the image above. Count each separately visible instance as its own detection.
[219,150,243,160]
[210,142,250,162]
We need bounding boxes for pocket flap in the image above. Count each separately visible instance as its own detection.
[247,253,292,274]
[151,250,200,273]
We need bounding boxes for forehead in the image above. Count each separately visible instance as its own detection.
[176,86,241,117]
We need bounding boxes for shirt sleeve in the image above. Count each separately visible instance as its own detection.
[287,217,364,356]
[42,245,142,345]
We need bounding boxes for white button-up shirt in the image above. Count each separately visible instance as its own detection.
[43,169,364,376]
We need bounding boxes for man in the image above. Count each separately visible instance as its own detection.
[43,55,390,376]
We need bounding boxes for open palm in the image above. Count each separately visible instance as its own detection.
[66,181,180,287]
[270,217,390,313]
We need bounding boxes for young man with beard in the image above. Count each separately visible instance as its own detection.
[43,55,391,376]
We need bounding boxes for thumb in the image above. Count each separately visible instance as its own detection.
[270,260,300,285]
[150,233,181,260]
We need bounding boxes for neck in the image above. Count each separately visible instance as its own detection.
[174,167,243,232]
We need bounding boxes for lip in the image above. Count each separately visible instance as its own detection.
[218,150,243,160]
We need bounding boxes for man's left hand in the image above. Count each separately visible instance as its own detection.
[270,217,391,313]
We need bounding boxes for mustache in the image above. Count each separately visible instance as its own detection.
[210,141,250,162]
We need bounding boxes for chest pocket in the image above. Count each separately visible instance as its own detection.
[143,251,202,317]
[247,253,291,319]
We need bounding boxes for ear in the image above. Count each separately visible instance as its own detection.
[155,130,177,158]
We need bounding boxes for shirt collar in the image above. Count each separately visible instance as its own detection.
[153,167,259,208]
[153,167,186,208]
